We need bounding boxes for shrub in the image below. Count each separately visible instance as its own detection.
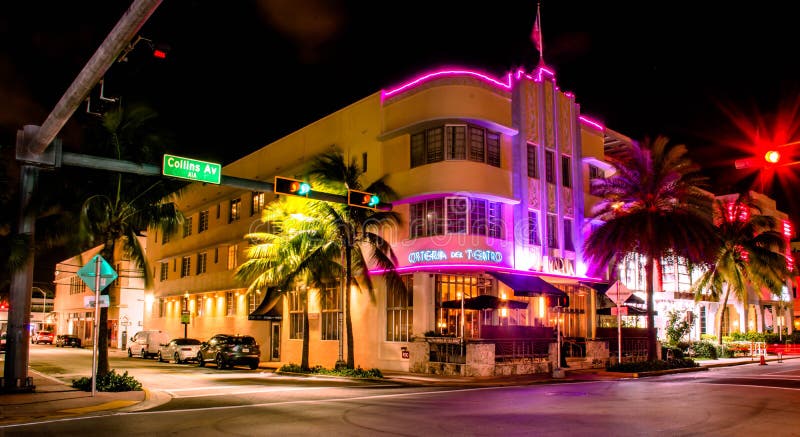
[72,369,142,392]
[665,309,691,346]
[278,363,383,379]
[690,341,718,359]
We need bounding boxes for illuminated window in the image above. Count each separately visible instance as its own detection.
[434,274,492,338]
[227,244,238,270]
[289,292,304,339]
[229,198,241,223]
[445,125,467,160]
[196,252,207,275]
[470,199,487,236]
[181,256,191,277]
[159,262,168,281]
[528,211,540,245]
[447,198,467,234]
[527,143,538,178]
[198,210,209,233]
[410,123,501,169]
[321,284,341,341]
[486,132,500,167]
[488,202,502,238]
[546,214,558,248]
[251,192,265,216]
[226,291,235,316]
[409,197,502,239]
[387,275,413,342]
[158,298,165,318]
[248,292,259,313]
[183,216,193,237]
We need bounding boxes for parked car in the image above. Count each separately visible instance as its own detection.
[55,334,82,348]
[127,330,171,358]
[32,330,54,344]
[197,334,260,370]
[0,332,6,353]
[158,338,202,364]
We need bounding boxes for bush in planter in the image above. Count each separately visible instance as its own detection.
[690,340,718,359]
[72,369,142,392]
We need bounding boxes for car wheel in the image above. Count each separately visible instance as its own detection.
[215,354,226,369]
[127,348,133,357]
[174,352,182,364]
[141,348,147,359]
[198,353,205,367]
[157,352,164,362]
[249,361,259,370]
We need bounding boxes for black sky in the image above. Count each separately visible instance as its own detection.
[3,1,800,280]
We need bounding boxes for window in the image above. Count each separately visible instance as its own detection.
[158,298,165,318]
[409,197,503,239]
[162,229,170,244]
[181,256,191,277]
[289,292,304,339]
[546,214,558,249]
[563,218,574,252]
[198,210,209,233]
[434,274,492,337]
[527,143,538,178]
[528,211,540,245]
[229,198,241,223]
[69,276,86,295]
[588,164,603,180]
[410,123,501,168]
[445,125,467,160]
[251,192,265,216]
[216,204,220,219]
[159,262,168,281]
[248,292,259,314]
[226,291,235,316]
[561,155,572,187]
[545,150,555,183]
[214,247,219,264]
[387,275,413,342]
[321,284,341,341]
[183,216,193,237]
[227,244,238,269]
[196,252,207,275]
[362,152,368,172]
[446,198,467,234]
[700,306,707,334]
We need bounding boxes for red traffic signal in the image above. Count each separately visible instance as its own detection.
[764,150,781,164]
[274,176,311,197]
[347,189,380,209]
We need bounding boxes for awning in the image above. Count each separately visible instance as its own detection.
[441,294,528,310]
[579,281,611,294]
[248,292,283,321]
[488,271,569,307]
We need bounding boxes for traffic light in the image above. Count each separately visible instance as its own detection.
[274,176,311,197]
[348,189,380,209]
[765,150,781,164]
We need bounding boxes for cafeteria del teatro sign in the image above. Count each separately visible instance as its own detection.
[407,248,503,264]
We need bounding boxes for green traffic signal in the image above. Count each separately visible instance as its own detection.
[348,189,380,209]
[274,176,311,197]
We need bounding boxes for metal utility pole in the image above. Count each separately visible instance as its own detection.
[3,0,162,393]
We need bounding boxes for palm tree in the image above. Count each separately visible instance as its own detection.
[583,136,718,361]
[307,149,405,368]
[236,200,341,370]
[693,194,791,344]
[78,104,183,378]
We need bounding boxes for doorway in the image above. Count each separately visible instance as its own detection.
[270,322,280,361]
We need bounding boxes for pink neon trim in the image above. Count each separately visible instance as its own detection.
[382,68,513,99]
[579,116,604,131]
[368,264,603,282]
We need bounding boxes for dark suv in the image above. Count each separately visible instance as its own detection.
[55,334,82,348]
[197,334,260,370]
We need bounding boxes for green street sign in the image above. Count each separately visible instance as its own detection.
[77,254,118,293]
[162,154,221,184]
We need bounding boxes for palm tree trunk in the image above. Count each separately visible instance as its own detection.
[301,291,310,371]
[345,242,354,369]
[645,256,657,361]
[717,286,731,346]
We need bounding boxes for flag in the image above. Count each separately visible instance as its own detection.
[531,14,542,54]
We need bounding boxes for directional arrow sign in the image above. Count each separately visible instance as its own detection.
[77,254,118,292]
[162,154,221,184]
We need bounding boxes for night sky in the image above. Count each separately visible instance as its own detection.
[3,1,800,280]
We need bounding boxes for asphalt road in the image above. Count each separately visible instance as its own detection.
[5,345,800,436]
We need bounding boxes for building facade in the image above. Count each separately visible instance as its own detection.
[145,65,618,372]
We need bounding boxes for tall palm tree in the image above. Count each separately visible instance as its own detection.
[584,136,718,361]
[78,104,183,378]
[693,194,791,344]
[236,200,340,370]
[307,149,405,368]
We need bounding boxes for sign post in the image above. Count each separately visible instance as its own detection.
[181,310,190,338]
[77,254,118,397]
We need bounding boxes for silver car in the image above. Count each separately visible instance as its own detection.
[157,338,202,364]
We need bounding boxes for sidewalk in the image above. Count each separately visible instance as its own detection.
[0,354,794,426]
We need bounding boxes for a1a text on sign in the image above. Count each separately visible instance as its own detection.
[162,154,221,185]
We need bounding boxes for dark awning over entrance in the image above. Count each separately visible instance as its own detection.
[441,294,528,310]
[248,292,283,321]
[488,271,569,307]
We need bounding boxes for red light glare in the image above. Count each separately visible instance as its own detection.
[153,49,167,59]
[764,150,781,164]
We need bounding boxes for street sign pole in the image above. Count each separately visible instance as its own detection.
[92,256,101,397]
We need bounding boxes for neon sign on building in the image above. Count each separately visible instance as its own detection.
[407,248,503,265]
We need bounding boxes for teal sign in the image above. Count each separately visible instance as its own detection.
[77,254,118,292]
[162,154,221,184]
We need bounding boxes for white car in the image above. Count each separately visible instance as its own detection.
[157,338,202,364]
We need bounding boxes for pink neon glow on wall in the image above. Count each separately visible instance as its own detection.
[382,68,513,100]
[368,264,602,282]
[579,116,604,131]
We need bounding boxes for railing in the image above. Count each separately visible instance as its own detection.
[494,339,551,362]
[427,337,465,364]
[602,337,648,362]
[563,339,586,358]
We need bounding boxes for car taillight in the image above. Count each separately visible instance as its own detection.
[180,347,191,351]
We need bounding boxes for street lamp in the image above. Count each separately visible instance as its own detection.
[31,287,48,330]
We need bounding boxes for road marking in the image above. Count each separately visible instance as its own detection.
[163,386,333,398]
[58,400,140,414]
